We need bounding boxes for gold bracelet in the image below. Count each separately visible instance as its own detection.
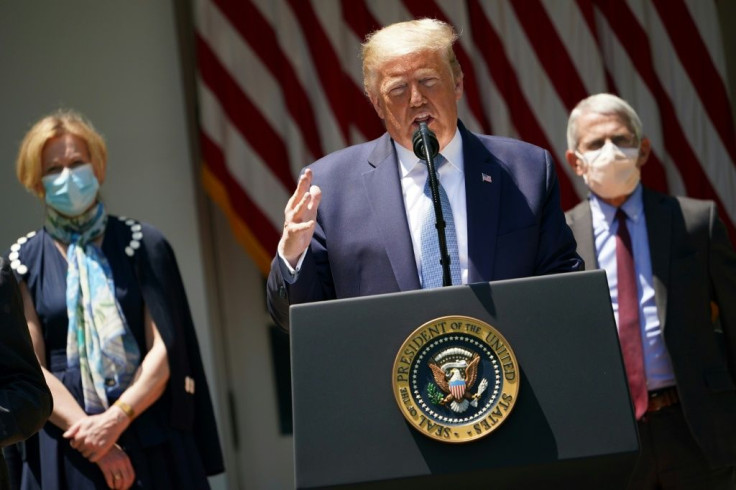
[113,400,135,420]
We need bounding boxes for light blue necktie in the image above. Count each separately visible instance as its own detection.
[420,155,461,288]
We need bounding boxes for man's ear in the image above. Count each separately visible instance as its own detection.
[454,72,464,101]
[637,137,651,169]
[566,149,585,176]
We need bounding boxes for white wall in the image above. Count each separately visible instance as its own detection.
[0,2,231,488]
[207,209,294,490]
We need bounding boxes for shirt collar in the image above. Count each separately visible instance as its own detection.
[589,183,644,227]
[395,127,463,178]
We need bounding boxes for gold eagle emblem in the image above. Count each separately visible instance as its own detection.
[428,350,487,412]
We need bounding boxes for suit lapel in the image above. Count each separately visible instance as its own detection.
[362,134,421,291]
[461,123,500,283]
[643,188,670,329]
[566,201,598,270]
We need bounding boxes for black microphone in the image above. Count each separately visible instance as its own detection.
[412,122,439,161]
[411,122,452,287]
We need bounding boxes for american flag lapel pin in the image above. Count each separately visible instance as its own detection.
[481,172,492,183]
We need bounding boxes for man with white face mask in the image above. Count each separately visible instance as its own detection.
[577,139,642,200]
[565,93,736,489]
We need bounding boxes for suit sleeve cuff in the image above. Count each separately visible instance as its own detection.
[278,249,308,284]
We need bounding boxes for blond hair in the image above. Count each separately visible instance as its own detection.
[16,109,107,196]
[361,18,461,97]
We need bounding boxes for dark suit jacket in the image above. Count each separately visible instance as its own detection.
[267,121,582,330]
[0,257,52,488]
[566,187,736,468]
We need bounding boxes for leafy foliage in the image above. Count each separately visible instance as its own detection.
[427,383,444,405]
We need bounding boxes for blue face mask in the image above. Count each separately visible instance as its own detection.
[42,163,100,217]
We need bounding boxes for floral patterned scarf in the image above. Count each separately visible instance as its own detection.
[45,203,141,414]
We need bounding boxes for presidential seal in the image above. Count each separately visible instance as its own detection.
[392,316,519,443]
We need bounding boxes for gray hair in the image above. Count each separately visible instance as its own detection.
[361,18,461,98]
[566,93,643,151]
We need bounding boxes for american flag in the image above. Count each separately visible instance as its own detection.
[195,0,736,274]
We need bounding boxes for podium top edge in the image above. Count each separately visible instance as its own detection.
[290,269,606,313]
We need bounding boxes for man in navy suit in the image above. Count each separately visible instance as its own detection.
[267,18,582,330]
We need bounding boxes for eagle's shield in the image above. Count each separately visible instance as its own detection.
[449,379,465,400]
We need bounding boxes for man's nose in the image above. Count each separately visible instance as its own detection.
[409,84,425,107]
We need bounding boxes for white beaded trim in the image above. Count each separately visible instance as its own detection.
[8,230,37,276]
[118,216,143,257]
[8,217,143,274]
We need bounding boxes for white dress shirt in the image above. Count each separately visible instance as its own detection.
[394,128,468,286]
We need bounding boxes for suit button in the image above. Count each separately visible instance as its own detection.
[279,285,287,298]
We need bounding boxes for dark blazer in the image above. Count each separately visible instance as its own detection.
[566,187,736,468]
[267,121,583,330]
[132,221,225,474]
[0,257,52,489]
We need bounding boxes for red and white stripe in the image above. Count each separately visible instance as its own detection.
[195,0,736,274]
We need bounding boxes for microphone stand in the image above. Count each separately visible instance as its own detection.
[413,122,452,287]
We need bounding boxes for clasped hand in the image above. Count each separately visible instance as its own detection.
[97,444,136,489]
[64,407,134,488]
[279,169,322,267]
[63,408,128,461]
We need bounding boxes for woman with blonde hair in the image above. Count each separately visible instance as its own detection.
[5,110,223,489]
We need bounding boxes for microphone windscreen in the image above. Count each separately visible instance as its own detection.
[412,122,439,160]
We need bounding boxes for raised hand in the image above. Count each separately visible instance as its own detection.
[278,168,322,267]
